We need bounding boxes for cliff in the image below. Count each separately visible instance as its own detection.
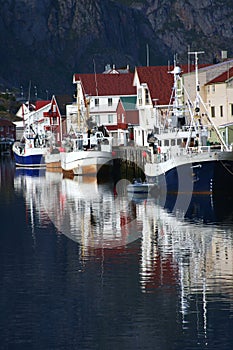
[0,0,232,97]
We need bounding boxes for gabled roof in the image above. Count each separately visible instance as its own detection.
[54,95,74,115]
[135,66,173,105]
[35,100,50,110]
[119,96,137,110]
[135,64,207,105]
[206,67,233,85]
[0,118,14,126]
[73,73,136,96]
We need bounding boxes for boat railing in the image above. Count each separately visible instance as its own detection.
[63,136,113,152]
[148,143,225,164]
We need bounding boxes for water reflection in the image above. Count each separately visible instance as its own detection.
[13,168,233,340]
[14,169,143,251]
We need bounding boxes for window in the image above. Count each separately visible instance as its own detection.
[212,85,215,93]
[95,98,99,107]
[220,105,223,117]
[171,139,175,146]
[108,98,112,106]
[211,106,215,118]
[177,139,182,146]
[95,115,100,124]
[145,88,150,104]
[138,88,142,105]
[231,104,233,117]
[108,114,113,123]
[53,104,56,113]
[164,140,170,146]
[52,117,58,125]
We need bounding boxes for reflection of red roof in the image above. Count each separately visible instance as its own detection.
[143,254,179,292]
[206,67,233,84]
[73,73,136,96]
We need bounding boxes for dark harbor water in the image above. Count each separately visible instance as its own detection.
[1,158,233,350]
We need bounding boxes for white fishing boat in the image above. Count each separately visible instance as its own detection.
[60,80,113,177]
[145,52,233,195]
[60,131,113,176]
[44,147,62,171]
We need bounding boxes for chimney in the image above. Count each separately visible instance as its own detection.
[221,50,228,60]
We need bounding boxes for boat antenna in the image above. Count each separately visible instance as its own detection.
[93,59,98,96]
[188,51,204,110]
[27,80,31,106]
[146,43,150,67]
[76,81,81,131]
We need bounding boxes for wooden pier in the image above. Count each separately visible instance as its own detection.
[112,146,149,181]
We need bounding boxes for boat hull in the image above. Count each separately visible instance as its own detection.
[45,152,62,171]
[145,151,233,195]
[13,143,46,167]
[60,150,113,176]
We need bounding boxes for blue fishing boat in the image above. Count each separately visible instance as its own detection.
[12,135,46,167]
[145,53,233,195]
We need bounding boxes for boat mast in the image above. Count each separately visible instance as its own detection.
[188,51,229,151]
[76,81,81,132]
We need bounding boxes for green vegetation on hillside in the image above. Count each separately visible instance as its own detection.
[0,92,21,121]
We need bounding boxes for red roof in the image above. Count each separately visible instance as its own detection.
[136,64,199,105]
[0,118,14,126]
[73,73,136,96]
[136,66,173,105]
[206,67,233,84]
[35,100,50,110]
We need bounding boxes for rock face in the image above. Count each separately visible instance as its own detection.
[0,0,232,95]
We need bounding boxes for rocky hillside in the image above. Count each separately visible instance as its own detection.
[0,0,232,97]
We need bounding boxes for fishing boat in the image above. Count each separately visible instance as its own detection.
[12,133,46,167]
[60,130,113,176]
[127,178,155,194]
[60,80,113,177]
[144,52,233,195]
[12,97,50,167]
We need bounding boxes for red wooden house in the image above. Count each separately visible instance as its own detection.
[0,118,16,141]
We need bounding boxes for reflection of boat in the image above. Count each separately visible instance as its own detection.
[137,191,233,335]
[14,167,46,178]
[145,53,233,195]
[161,192,233,224]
